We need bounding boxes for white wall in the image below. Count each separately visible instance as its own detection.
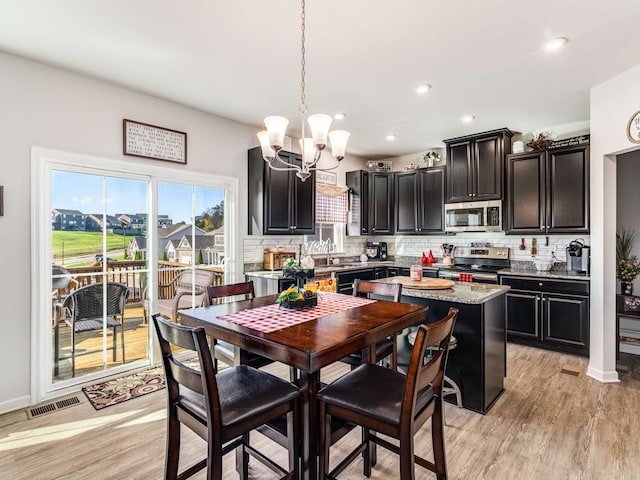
[589,63,640,383]
[0,51,366,412]
[617,150,640,293]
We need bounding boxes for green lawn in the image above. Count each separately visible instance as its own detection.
[51,231,132,261]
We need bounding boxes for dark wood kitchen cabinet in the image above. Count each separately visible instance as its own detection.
[500,275,589,356]
[394,167,445,234]
[444,128,513,203]
[346,170,394,235]
[248,147,315,235]
[504,145,589,234]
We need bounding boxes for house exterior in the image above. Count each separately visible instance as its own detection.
[117,214,146,232]
[51,209,85,231]
[127,236,147,260]
[84,213,124,232]
[174,235,221,265]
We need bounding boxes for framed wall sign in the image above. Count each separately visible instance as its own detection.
[627,110,640,144]
[123,119,187,164]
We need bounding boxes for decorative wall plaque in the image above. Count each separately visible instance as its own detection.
[123,119,187,164]
[627,110,640,144]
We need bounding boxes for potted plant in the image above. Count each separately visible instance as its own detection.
[616,227,640,295]
[422,151,441,168]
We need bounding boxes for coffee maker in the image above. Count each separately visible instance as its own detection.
[379,241,388,260]
[566,239,590,274]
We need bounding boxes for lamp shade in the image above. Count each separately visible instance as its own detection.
[257,131,275,160]
[264,116,289,149]
[329,130,350,160]
[307,114,332,148]
[299,138,316,165]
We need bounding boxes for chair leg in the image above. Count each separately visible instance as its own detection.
[120,319,126,365]
[287,404,300,479]
[431,398,448,480]
[399,433,416,480]
[54,321,60,377]
[165,408,181,480]
[112,325,117,362]
[362,427,372,477]
[235,433,249,480]
[71,327,76,378]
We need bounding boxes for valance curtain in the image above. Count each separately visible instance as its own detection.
[316,184,348,224]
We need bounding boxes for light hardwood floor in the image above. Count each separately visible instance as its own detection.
[2,344,640,479]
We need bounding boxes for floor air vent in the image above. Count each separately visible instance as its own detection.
[27,395,82,419]
[559,364,584,377]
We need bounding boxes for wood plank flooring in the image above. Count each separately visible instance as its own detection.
[2,344,640,479]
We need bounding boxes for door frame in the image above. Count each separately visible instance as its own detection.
[30,147,239,403]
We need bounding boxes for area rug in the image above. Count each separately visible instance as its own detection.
[82,366,166,410]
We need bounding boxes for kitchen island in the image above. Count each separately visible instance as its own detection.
[374,277,510,414]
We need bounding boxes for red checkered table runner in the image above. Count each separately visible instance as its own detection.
[217,292,377,333]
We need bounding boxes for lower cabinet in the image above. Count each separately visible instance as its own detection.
[397,267,438,278]
[500,275,589,355]
[336,268,376,295]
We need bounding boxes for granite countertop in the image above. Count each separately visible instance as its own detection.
[498,268,590,281]
[374,277,510,305]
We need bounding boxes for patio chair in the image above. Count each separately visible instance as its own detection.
[55,282,129,377]
[145,269,215,323]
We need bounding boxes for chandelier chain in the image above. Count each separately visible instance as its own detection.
[299,0,307,116]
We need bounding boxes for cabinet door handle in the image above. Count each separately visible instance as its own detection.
[538,282,543,286]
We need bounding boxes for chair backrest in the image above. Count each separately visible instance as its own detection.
[151,314,222,429]
[175,269,216,295]
[62,282,129,321]
[52,265,74,291]
[402,307,458,427]
[353,279,402,302]
[206,281,255,305]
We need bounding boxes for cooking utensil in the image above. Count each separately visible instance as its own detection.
[520,238,526,250]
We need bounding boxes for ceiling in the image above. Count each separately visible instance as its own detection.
[1,1,638,159]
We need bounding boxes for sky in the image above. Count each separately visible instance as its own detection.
[52,171,224,223]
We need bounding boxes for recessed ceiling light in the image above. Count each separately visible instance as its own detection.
[544,37,569,51]
[334,113,346,120]
[386,134,397,141]
[414,83,432,95]
[461,115,475,123]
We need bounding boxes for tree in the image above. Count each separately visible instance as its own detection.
[197,249,204,265]
[134,250,141,260]
[195,200,224,232]
[162,251,168,261]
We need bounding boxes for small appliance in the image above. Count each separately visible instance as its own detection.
[379,241,388,260]
[566,239,590,274]
[445,200,502,233]
[365,241,381,260]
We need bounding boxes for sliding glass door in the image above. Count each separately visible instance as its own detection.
[51,171,150,383]
[35,148,236,399]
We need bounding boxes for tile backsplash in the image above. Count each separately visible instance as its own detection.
[243,233,589,268]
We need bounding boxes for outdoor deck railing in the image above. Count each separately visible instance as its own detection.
[58,260,224,303]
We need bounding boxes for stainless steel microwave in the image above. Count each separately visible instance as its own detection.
[445,200,502,233]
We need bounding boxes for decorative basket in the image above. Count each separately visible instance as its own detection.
[279,295,317,310]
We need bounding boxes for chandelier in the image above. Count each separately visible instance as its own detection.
[257,0,350,182]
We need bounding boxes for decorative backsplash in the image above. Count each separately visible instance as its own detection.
[243,233,590,270]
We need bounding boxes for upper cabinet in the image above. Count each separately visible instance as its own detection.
[504,145,589,234]
[394,167,445,234]
[248,147,316,235]
[346,170,394,235]
[444,128,513,203]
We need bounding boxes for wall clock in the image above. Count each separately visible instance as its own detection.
[627,110,640,144]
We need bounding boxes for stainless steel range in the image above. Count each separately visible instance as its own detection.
[438,243,510,284]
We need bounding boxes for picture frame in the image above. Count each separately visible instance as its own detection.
[123,119,187,164]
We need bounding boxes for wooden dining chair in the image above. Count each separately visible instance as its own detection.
[317,307,459,480]
[339,279,403,369]
[151,314,300,480]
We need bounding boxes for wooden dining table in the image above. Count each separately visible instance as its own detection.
[179,291,428,480]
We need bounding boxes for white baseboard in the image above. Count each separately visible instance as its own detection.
[586,365,620,383]
[0,395,30,415]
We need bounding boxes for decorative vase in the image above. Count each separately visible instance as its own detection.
[621,281,634,296]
